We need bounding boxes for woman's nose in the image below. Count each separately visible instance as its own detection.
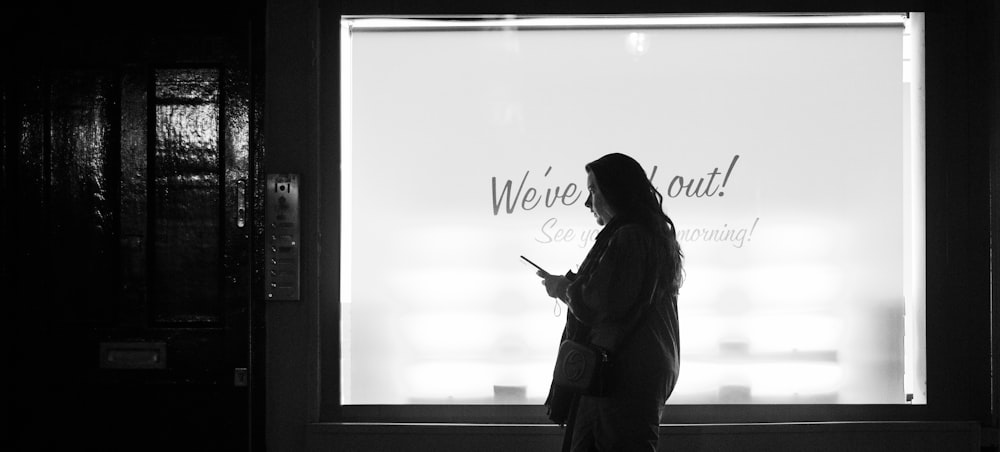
[585,194,592,208]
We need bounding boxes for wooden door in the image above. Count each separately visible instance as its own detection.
[4,4,263,451]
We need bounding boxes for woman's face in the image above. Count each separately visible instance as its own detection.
[585,170,615,226]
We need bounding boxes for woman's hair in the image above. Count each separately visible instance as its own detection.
[586,152,684,290]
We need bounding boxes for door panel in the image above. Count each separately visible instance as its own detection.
[151,67,224,324]
[48,70,118,325]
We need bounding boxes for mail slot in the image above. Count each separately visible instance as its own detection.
[99,342,167,369]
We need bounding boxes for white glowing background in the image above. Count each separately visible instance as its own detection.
[340,14,925,405]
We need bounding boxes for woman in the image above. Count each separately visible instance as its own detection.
[540,153,683,452]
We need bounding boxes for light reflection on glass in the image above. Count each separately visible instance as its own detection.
[626,31,649,56]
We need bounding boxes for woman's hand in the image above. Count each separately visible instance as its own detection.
[538,271,569,300]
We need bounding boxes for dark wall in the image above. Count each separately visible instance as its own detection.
[1,0,996,451]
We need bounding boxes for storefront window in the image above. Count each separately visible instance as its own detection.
[340,13,924,405]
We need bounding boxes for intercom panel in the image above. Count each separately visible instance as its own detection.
[265,174,300,301]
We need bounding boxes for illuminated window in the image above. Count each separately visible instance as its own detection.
[340,13,925,405]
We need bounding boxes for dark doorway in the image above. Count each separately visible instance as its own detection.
[3,2,264,451]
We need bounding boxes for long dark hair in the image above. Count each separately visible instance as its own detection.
[586,153,684,291]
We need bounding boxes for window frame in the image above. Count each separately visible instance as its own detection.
[318,5,991,425]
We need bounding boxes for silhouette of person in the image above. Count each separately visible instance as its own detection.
[540,153,683,452]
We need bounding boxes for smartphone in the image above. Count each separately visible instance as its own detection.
[520,255,549,276]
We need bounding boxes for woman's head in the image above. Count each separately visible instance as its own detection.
[586,152,685,291]
[584,153,662,225]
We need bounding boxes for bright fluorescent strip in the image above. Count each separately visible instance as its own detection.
[340,18,354,404]
[345,14,907,31]
[340,19,354,308]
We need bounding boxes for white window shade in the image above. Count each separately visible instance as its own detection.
[340,14,924,405]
